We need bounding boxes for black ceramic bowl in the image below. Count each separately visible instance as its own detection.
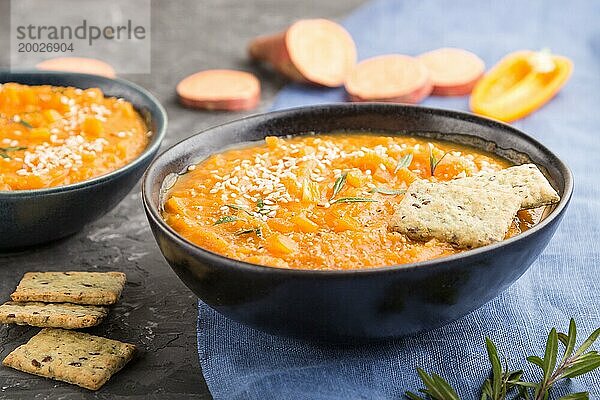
[0,71,167,250]
[143,104,572,341]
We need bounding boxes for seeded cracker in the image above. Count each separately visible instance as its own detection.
[390,180,521,248]
[3,328,135,390]
[452,164,560,209]
[0,301,108,329]
[11,272,126,305]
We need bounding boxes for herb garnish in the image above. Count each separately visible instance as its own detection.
[214,216,239,225]
[369,187,406,195]
[235,228,262,237]
[0,146,27,159]
[395,153,414,173]
[18,120,33,129]
[225,204,256,217]
[225,202,271,218]
[256,197,275,216]
[330,197,378,204]
[330,172,347,201]
[405,318,600,400]
[429,144,447,176]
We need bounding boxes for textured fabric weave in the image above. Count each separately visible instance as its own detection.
[198,0,600,397]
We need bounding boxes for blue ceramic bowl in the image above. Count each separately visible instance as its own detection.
[0,71,167,250]
[143,104,572,341]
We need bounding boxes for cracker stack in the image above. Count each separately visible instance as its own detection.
[390,164,561,248]
[1,271,136,390]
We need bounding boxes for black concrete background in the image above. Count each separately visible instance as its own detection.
[0,0,364,398]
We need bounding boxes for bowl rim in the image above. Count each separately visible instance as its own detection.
[142,103,573,276]
[0,70,167,197]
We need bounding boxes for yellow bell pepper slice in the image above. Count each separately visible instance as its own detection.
[470,50,573,122]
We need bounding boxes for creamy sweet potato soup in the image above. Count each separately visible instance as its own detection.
[0,83,150,190]
[163,134,542,270]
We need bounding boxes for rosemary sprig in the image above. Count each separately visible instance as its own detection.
[330,197,378,204]
[395,153,414,173]
[214,215,239,225]
[225,202,271,218]
[235,227,262,237]
[0,146,27,159]
[369,187,406,195]
[404,319,600,400]
[224,204,254,216]
[520,319,600,400]
[330,172,347,201]
[429,144,447,176]
[18,120,33,129]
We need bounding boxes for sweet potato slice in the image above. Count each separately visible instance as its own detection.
[418,48,485,96]
[345,55,432,103]
[36,57,116,78]
[249,19,356,87]
[176,69,260,111]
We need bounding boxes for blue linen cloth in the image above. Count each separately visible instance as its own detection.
[197,0,600,397]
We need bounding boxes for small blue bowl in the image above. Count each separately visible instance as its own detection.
[0,71,167,250]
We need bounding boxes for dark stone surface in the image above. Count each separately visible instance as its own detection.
[0,0,363,398]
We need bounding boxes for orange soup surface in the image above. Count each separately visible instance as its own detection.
[163,134,541,270]
[0,83,150,190]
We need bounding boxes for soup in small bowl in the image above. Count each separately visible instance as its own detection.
[0,82,150,191]
[0,71,166,250]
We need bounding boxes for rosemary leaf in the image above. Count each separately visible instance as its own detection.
[431,373,460,399]
[235,228,262,237]
[369,187,406,195]
[526,356,544,368]
[405,392,427,400]
[0,146,27,160]
[558,393,590,400]
[330,172,347,201]
[225,204,253,216]
[573,327,600,357]
[558,332,570,347]
[0,146,27,151]
[330,197,378,204]
[18,120,33,129]
[395,153,413,173]
[429,144,448,176]
[225,204,247,211]
[560,318,577,363]
[214,216,239,225]
[562,353,600,378]
[485,337,502,399]
[408,368,459,400]
[542,328,558,382]
[481,380,492,400]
